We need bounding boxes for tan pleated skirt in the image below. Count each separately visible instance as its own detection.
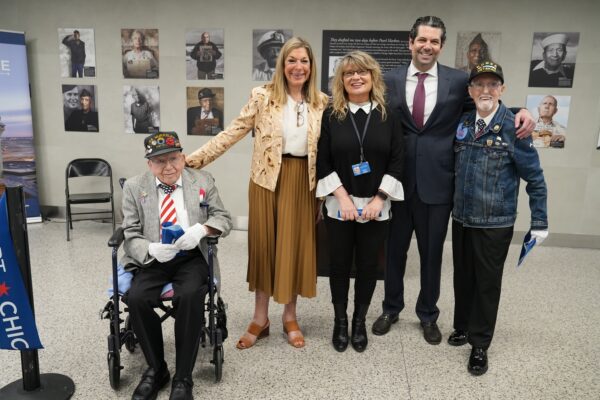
[247,156,317,304]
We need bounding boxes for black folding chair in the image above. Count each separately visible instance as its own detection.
[65,158,115,241]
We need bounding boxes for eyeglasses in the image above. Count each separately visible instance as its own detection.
[343,70,370,79]
[150,154,182,168]
[295,100,305,127]
[470,81,502,90]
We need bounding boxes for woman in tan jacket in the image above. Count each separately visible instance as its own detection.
[186,37,328,349]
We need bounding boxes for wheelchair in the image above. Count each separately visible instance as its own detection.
[100,223,227,390]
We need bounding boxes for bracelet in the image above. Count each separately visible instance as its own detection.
[376,191,388,201]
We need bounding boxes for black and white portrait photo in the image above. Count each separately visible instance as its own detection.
[252,29,292,81]
[186,29,224,80]
[122,29,159,79]
[186,87,224,136]
[528,32,579,88]
[61,84,99,132]
[123,85,160,134]
[58,28,96,78]
[455,31,501,74]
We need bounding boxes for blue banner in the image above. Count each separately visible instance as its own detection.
[0,193,43,350]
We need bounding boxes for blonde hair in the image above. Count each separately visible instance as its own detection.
[267,37,324,109]
[330,51,387,121]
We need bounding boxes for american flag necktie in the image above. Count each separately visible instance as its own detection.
[475,119,486,139]
[158,183,177,238]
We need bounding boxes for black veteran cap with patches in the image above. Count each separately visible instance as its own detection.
[469,61,504,84]
[144,131,182,159]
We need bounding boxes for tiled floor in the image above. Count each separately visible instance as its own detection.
[1,220,599,399]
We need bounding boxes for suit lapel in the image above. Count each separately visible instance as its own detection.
[142,172,160,241]
[182,169,200,225]
[397,65,412,120]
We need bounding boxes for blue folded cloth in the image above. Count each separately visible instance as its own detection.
[107,264,173,298]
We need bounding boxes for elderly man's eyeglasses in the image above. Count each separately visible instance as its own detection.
[343,70,370,79]
[470,81,502,90]
[295,100,305,127]
[150,154,182,168]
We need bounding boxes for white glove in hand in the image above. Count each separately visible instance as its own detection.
[148,243,179,263]
[530,230,548,245]
[174,223,207,250]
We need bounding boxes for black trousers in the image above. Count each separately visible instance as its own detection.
[128,250,208,379]
[325,216,389,306]
[452,221,513,349]
[383,193,452,322]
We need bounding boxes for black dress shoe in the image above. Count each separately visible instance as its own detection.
[332,303,349,352]
[132,364,170,400]
[169,378,193,400]
[447,330,468,346]
[351,304,370,352]
[468,347,488,376]
[420,321,442,344]
[371,313,399,336]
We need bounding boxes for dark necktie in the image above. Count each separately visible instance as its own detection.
[475,119,486,139]
[412,73,428,129]
[158,183,176,195]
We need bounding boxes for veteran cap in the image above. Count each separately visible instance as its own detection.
[144,131,182,159]
[469,61,504,84]
[541,33,568,49]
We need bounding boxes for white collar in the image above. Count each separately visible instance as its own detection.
[476,105,499,127]
[408,61,438,78]
[155,176,183,188]
[349,101,378,114]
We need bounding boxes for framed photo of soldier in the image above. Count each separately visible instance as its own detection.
[58,28,96,78]
[123,85,160,134]
[121,28,160,79]
[526,94,571,149]
[252,29,292,81]
[455,31,501,74]
[186,87,224,136]
[186,29,224,80]
[528,32,579,88]
[61,84,99,132]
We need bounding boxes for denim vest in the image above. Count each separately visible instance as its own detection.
[452,104,548,230]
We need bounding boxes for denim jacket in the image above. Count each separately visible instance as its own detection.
[452,103,548,230]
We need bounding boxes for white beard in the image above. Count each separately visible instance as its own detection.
[477,98,495,113]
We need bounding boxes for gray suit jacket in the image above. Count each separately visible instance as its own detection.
[119,167,232,272]
[385,63,473,205]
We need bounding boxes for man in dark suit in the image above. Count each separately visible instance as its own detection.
[372,16,535,344]
[122,131,232,400]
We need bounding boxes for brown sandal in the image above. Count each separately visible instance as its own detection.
[283,320,305,348]
[236,319,270,350]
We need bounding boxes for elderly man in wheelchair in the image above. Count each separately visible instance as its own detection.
[117,131,232,400]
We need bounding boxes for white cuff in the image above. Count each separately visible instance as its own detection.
[316,172,342,198]
[379,174,404,201]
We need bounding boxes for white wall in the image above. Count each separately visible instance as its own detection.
[2,0,599,243]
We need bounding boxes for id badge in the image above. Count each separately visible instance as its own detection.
[351,161,371,176]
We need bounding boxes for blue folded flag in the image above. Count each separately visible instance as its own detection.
[517,230,537,268]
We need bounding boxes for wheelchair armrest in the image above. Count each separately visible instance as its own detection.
[108,227,125,247]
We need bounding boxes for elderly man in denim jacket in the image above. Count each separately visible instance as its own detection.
[449,61,548,376]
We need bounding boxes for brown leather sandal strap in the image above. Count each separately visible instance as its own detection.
[283,320,300,334]
[247,320,268,336]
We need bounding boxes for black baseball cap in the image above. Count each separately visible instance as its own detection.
[469,61,504,84]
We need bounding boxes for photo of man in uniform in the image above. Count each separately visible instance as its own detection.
[186,87,224,136]
[455,32,500,73]
[62,85,80,119]
[58,28,96,78]
[252,29,291,81]
[65,88,99,132]
[529,32,578,88]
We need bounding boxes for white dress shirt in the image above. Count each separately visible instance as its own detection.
[406,62,438,127]
[281,95,309,156]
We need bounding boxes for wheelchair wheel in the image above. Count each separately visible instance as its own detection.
[108,351,121,389]
[213,345,224,383]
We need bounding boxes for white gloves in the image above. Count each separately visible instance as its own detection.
[530,230,548,245]
[148,243,179,263]
[174,223,207,250]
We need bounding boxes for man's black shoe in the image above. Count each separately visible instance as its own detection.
[468,347,488,376]
[420,321,442,344]
[132,364,170,400]
[447,330,468,346]
[169,377,194,400]
[371,313,399,336]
